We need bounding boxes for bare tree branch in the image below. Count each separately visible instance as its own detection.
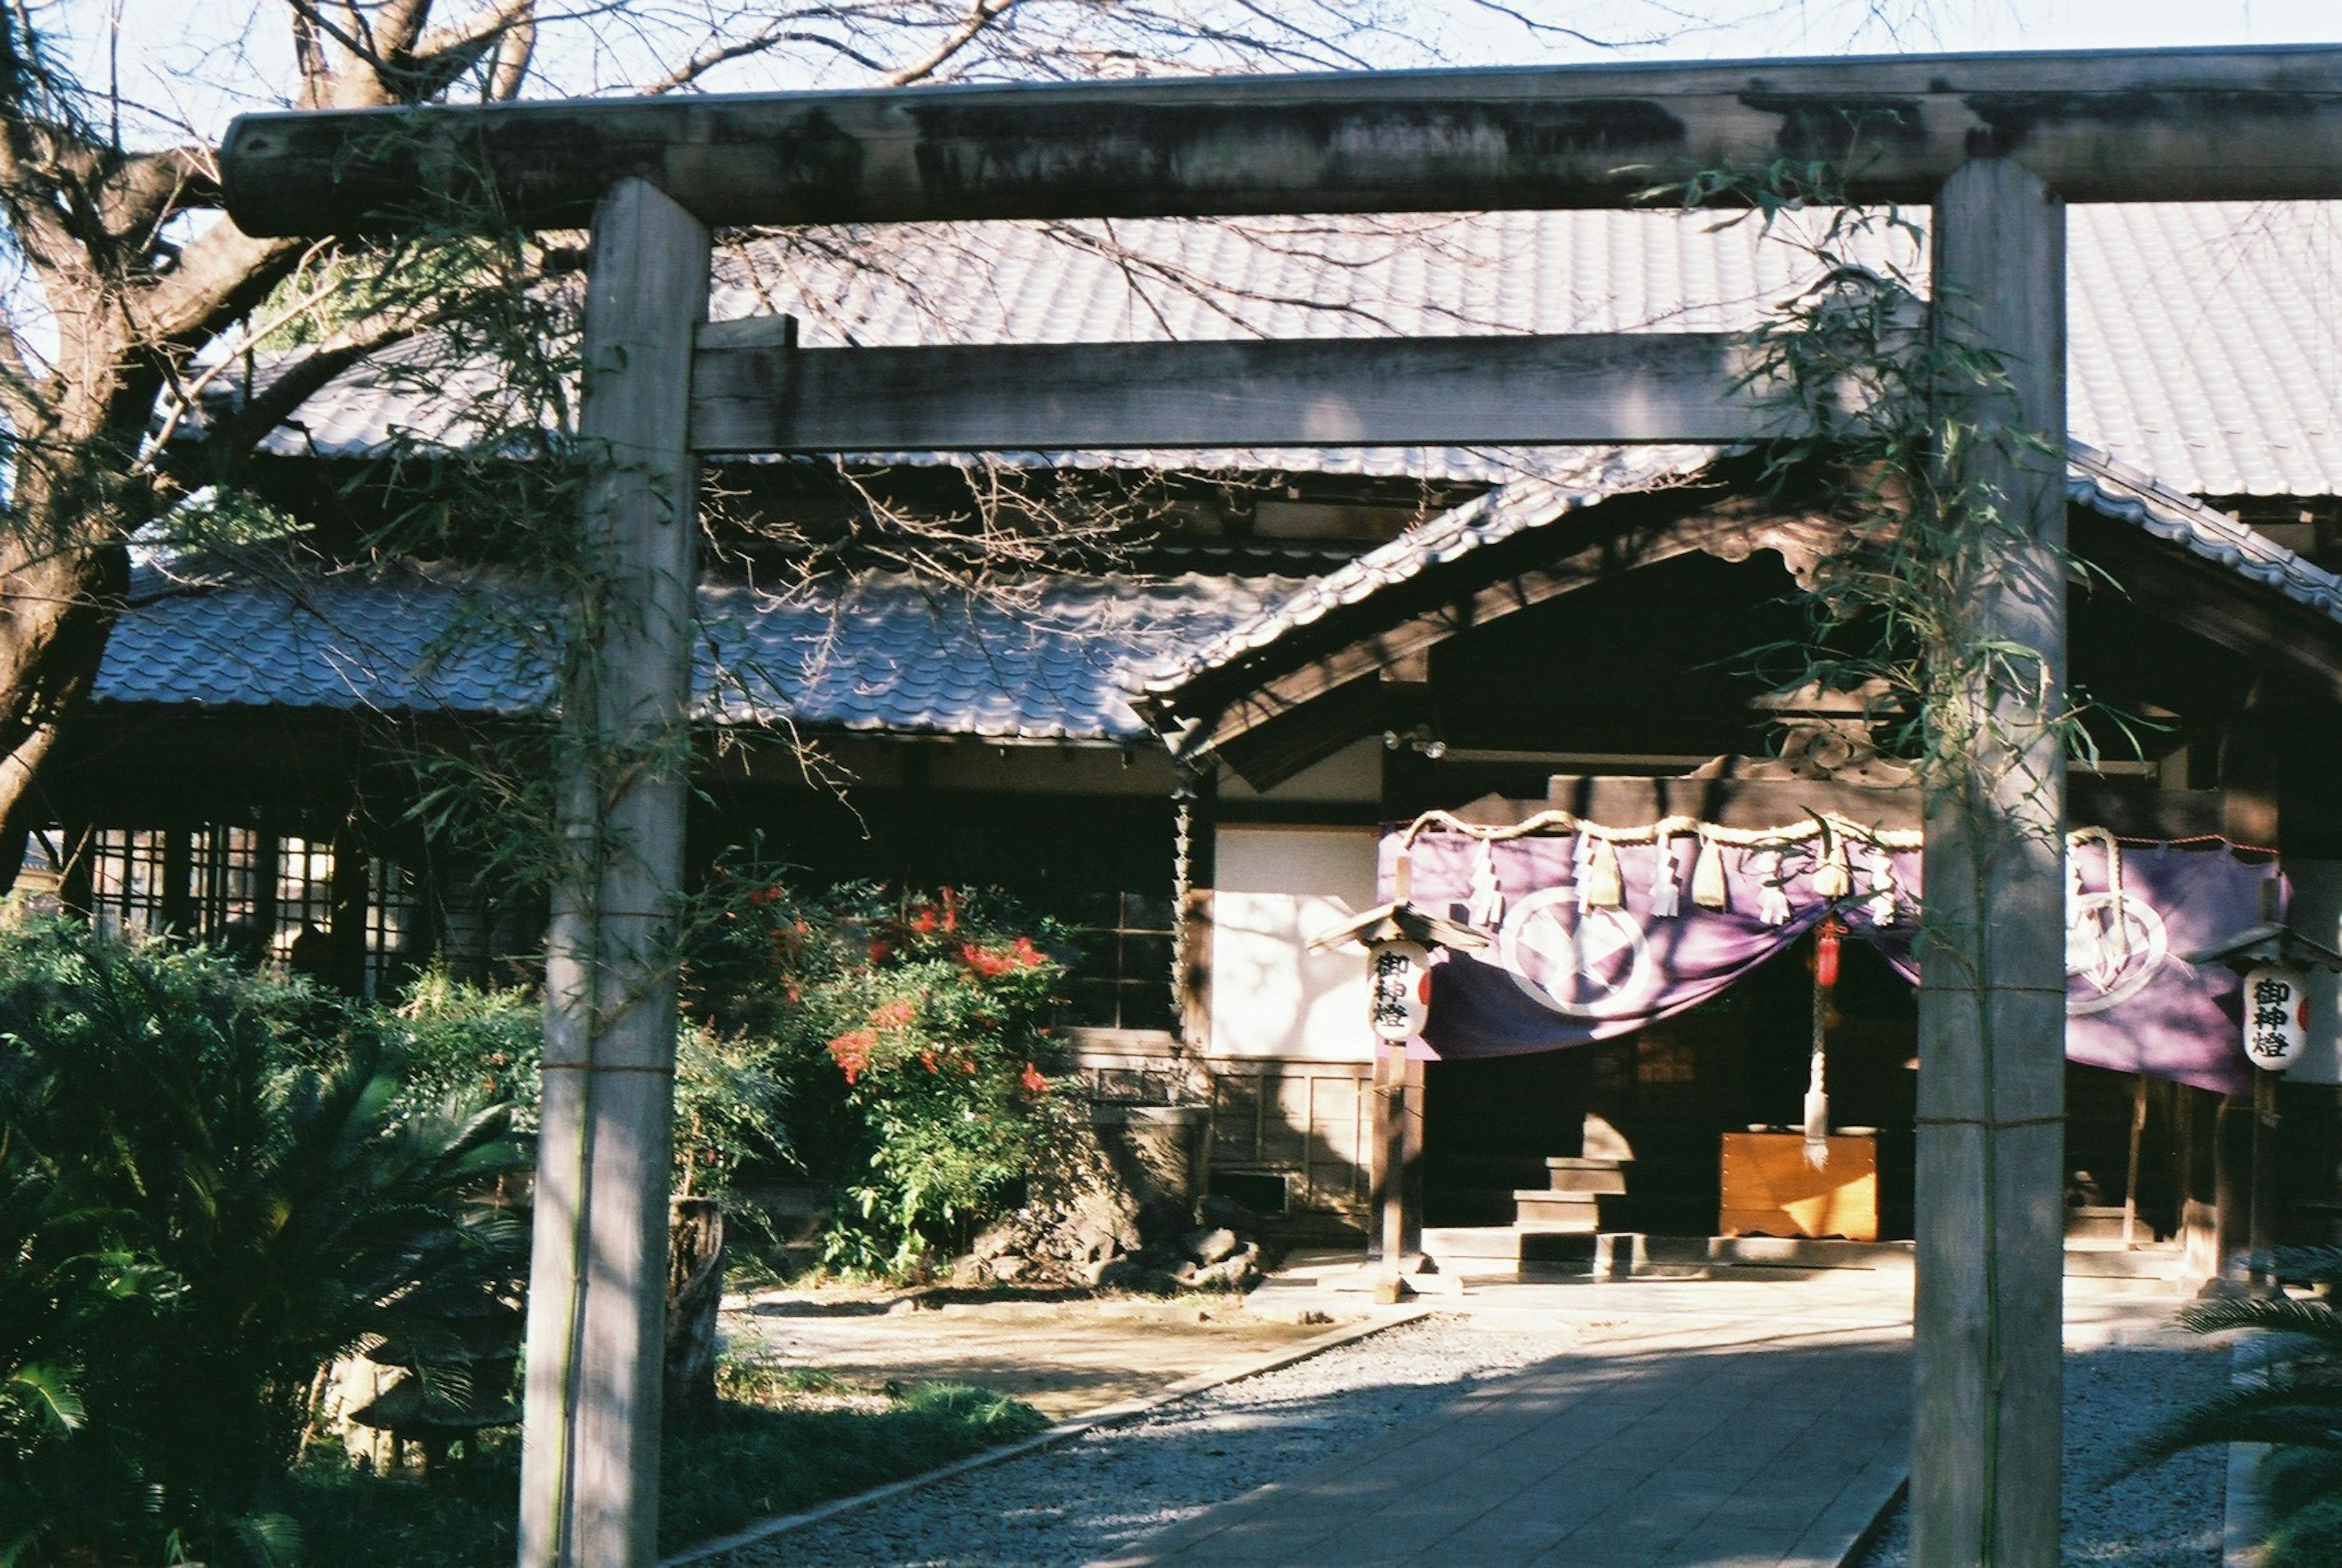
[638,24,894,96]
[883,0,1021,88]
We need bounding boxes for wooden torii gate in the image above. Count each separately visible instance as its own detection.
[220,45,2342,1568]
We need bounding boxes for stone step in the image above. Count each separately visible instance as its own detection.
[1420,1225,1600,1271]
[1544,1158,1631,1195]
[1420,1224,1526,1260]
[1513,1190,1603,1231]
[2065,1205,2132,1242]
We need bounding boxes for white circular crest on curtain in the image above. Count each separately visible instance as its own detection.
[2064,890,2168,1015]
[1498,886,1656,1018]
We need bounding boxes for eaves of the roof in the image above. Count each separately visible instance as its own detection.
[92,565,1305,745]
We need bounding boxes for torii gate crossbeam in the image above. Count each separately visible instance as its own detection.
[216,43,2342,1568]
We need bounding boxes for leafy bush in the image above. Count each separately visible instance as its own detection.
[382,967,790,1195]
[690,878,1076,1275]
[0,921,527,1567]
[2133,1249,2342,1567]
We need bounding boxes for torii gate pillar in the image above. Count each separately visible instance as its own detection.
[517,178,711,1568]
[1913,159,2068,1568]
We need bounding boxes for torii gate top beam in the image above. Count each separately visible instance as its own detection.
[222,43,2342,237]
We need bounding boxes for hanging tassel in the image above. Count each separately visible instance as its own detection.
[1803,1053,1832,1169]
[1691,834,1728,909]
[1812,823,1851,900]
[1805,917,1840,1170]
[1866,848,1897,926]
[1649,839,1683,918]
[1466,838,1505,928]
[1754,849,1793,926]
[1584,837,1624,909]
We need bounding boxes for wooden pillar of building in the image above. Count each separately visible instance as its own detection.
[1369,1042,1425,1293]
[1911,159,2068,1568]
[516,179,710,1568]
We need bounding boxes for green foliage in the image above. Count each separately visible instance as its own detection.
[277,1366,1049,1567]
[380,967,790,1195]
[659,1369,1049,1548]
[691,875,1076,1276]
[0,921,528,1567]
[2131,1250,2342,1567]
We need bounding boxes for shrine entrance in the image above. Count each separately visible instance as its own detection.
[1422,928,1921,1244]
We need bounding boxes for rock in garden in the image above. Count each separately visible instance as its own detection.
[1184,1227,1240,1265]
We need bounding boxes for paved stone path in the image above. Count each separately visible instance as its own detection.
[1095,1309,1913,1568]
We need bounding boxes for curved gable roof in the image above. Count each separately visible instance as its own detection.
[1135,443,2342,760]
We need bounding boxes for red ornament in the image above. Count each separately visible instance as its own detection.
[1814,918,1844,990]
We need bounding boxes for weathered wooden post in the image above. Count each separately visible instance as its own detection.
[1913,159,2068,1568]
[517,177,710,1568]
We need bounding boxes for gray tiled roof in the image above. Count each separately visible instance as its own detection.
[210,204,2342,498]
[1133,444,1719,694]
[1136,444,2342,706]
[95,566,1302,743]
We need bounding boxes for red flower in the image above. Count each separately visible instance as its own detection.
[962,943,1015,978]
[827,1029,877,1085]
[940,886,959,933]
[1020,1062,1049,1095]
[871,998,915,1029]
[868,937,892,964]
[920,1050,939,1073]
[909,906,939,935]
[1012,936,1047,967]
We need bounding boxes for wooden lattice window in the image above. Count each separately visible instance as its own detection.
[1062,889,1176,1033]
[87,829,169,940]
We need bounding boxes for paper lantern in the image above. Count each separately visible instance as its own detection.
[1368,940,1433,1042]
[2242,964,2310,1073]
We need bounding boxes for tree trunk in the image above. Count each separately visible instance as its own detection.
[664,1197,725,1427]
[0,524,129,890]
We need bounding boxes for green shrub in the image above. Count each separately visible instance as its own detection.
[2135,1248,2342,1567]
[0,921,526,1567]
[690,878,1076,1275]
[381,967,790,1196]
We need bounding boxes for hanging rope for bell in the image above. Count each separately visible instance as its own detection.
[1805,916,1844,1170]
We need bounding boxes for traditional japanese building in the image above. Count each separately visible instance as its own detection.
[33,204,2342,1286]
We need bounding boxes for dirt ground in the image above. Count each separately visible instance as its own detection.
[720,1287,1361,1419]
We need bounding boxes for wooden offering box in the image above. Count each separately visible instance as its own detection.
[1719,1131,1879,1241]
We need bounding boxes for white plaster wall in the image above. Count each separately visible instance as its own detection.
[1217,739,1382,804]
[1209,825,1379,1061]
[2286,859,2342,1085]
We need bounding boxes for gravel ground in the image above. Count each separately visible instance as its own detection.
[688,1314,1585,1568]
[1852,1342,2230,1568]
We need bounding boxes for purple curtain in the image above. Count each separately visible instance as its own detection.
[1381,827,2276,1094]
